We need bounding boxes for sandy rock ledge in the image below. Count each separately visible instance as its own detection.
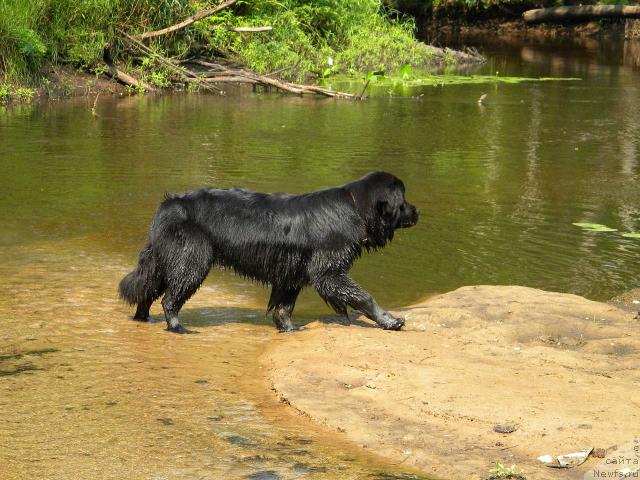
[261,285,640,480]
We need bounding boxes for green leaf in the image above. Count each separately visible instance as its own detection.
[622,232,640,238]
[399,63,412,81]
[572,223,618,232]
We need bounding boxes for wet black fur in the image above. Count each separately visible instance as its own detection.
[119,171,419,333]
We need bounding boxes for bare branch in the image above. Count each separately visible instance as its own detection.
[135,0,239,40]
[226,26,272,32]
[186,67,354,98]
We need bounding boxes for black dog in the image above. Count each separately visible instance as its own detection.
[119,171,419,333]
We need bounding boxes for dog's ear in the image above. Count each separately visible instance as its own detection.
[376,199,397,221]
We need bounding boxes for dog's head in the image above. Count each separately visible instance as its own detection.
[346,171,419,249]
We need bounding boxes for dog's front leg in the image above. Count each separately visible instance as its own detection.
[313,273,404,330]
[268,287,302,332]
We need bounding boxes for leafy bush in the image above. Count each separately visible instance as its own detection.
[1,0,192,80]
[0,0,47,79]
[198,0,431,80]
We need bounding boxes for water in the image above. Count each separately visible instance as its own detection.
[1,38,639,479]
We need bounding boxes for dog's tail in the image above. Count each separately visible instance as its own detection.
[118,242,162,306]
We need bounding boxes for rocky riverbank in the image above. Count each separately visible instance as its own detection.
[262,285,639,479]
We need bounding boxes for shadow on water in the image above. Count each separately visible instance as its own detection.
[173,307,378,331]
[0,348,59,377]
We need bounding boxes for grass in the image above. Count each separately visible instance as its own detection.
[0,0,47,80]
[488,462,526,480]
[0,83,35,102]
[0,0,191,83]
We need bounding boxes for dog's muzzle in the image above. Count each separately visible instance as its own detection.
[398,204,419,228]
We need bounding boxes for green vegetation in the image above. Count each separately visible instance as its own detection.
[572,222,618,232]
[0,0,440,88]
[0,83,35,102]
[324,69,580,96]
[572,223,640,239]
[200,1,437,78]
[488,462,526,480]
[0,0,191,82]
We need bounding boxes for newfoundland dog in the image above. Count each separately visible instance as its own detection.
[119,171,419,333]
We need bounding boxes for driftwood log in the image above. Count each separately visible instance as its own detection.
[523,5,640,23]
[103,48,155,91]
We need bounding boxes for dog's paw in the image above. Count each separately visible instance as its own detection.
[166,324,196,334]
[381,314,405,331]
[278,325,305,333]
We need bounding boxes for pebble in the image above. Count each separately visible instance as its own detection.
[494,424,517,434]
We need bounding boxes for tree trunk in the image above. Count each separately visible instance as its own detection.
[523,5,640,23]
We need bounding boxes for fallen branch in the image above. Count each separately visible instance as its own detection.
[91,93,100,117]
[473,444,518,451]
[264,65,295,77]
[176,56,352,97]
[193,76,257,84]
[184,66,353,98]
[523,5,640,23]
[357,79,371,100]
[118,30,221,93]
[182,59,228,71]
[103,48,155,91]
[135,0,238,40]
[119,30,351,98]
[226,26,272,33]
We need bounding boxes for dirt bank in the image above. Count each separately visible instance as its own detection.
[413,2,640,44]
[423,17,636,44]
[262,286,640,479]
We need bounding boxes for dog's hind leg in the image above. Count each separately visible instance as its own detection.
[312,273,404,330]
[133,290,164,322]
[158,223,213,333]
[267,287,301,332]
[119,242,164,322]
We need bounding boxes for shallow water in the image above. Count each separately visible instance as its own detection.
[1,38,639,479]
